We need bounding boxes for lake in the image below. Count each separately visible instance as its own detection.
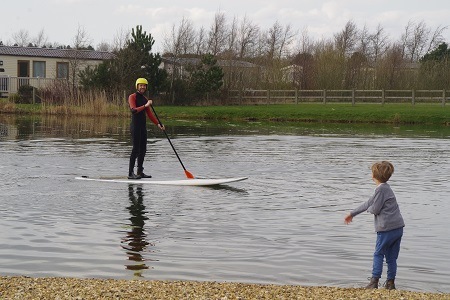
[0,114,449,293]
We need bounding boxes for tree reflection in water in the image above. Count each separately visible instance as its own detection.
[121,184,154,277]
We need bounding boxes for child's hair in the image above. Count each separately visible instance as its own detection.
[371,161,394,183]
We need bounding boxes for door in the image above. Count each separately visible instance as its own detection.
[17,60,30,87]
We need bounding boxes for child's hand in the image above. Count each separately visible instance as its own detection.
[344,214,353,224]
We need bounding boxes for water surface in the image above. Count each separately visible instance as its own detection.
[0,115,449,293]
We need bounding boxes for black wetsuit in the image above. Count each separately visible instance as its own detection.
[128,92,158,176]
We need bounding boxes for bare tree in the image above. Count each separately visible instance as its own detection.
[163,16,195,56]
[375,43,405,88]
[425,24,447,54]
[72,25,92,49]
[406,20,429,62]
[112,28,130,51]
[279,24,297,58]
[296,27,314,54]
[313,39,345,89]
[12,29,30,46]
[179,17,196,55]
[96,42,112,52]
[226,16,238,57]
[33,29,48,47]
[370,24,390,64]
[194,26,207,55]
[265,21,296,60]
[356,25,371,58]
[66,25,92,97]
[334,20,358,57]
[207,11,228,55]
[237,15,259,58]
[265,21,283,60]
[162,17,197,103]
[400,20,445,62]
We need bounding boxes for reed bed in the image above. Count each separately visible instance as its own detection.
[39,88,129,117]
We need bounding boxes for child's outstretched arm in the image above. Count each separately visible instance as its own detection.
[344,213,353,224]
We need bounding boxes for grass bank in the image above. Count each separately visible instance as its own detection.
[1,99,449,125]
[156,104,450,125]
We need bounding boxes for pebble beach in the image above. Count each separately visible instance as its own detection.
[1,276,449,300]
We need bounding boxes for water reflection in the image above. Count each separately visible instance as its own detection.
[1,115,450,292]
[206,184,249,194]
[121,185,154,277]
[1,114,450,140]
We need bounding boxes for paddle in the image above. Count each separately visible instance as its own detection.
[150,105,195,179]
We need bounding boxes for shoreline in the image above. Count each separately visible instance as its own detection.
[1,102,449,125]
[1,276,449,300]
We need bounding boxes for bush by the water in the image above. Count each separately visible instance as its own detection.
[16,85,34,104]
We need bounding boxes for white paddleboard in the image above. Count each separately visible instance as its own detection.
[75,176,247,186]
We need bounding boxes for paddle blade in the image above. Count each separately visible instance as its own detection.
[185,170,195,179]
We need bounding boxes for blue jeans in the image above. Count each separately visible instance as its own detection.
[372,227,403,279]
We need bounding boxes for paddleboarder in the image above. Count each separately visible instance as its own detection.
[128,78,165,179]
[344,161,405,290]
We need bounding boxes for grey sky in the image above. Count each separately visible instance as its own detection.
[2,0,449,53]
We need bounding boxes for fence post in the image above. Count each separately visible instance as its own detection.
[323,89,327,104]
[352,89,355,106]
[382,89,385,106]
[267,90,270,105]
[443,90,446,107]
[411,89,415,105]
[295,89,298,104]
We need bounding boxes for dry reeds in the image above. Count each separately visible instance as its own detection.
[39,81,129,117]
[0,100,17,113]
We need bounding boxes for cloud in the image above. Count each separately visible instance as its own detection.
[321,1,340,19]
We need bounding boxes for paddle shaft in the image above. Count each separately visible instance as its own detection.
[150,105,193,177]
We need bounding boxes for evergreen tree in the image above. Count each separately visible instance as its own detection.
[418,43,450,89]
[79,25,167,96]
[188,54,224,99]
[420,42,450,62]
[125,25,167,96]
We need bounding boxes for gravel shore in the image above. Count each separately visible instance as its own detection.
[1,276,449,300]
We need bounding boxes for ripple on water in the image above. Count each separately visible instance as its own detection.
[0,124,449,292]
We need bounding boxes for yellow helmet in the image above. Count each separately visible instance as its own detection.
[135,78,148,89]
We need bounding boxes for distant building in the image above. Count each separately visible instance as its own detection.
[281,64,303,86]
[160,56,261,89]
[0,45,115,97]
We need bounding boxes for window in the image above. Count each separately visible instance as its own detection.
[33,61,46,78]
[56,62,69,79]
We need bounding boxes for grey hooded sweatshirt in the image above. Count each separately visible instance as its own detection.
[351,183,405,232]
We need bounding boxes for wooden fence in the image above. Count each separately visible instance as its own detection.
[228,89,448,106]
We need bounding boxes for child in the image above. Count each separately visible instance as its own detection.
[344,161,405,290]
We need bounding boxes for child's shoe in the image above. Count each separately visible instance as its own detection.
[384,279,396,290]
[365,277,379,289]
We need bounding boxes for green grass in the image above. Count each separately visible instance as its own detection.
[154,103,450,125]
[1,99,449,125]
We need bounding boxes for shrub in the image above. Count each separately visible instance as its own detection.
[7,93,21,103]
[16,85,34,104]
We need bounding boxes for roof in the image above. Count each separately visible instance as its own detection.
[0,45,116,60]
[162,57,259,68]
